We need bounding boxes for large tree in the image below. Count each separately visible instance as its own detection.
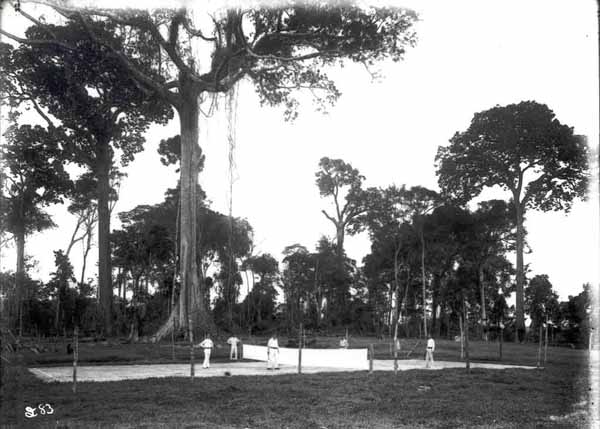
[0,124,71,335]
[436,101,589,341]
[464,200,515,340]
[362,185,413,339]
[1,21,173,334]
[525,274,559,338]
[403,186,440,337]
[315,157,377,324]
[2,3,417,337]
[316,157,371,257]
[281,244,315,329]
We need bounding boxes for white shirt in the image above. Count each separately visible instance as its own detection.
[199,339,213,349]
[267,337,279,349]
[427,338,435,351]
[227,337,239,345]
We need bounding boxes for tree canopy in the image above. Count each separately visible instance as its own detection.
[436,100,589,341]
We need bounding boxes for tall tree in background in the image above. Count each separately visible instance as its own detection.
[525,274,559,338]
[1,22,173,334]
[0,124,71,335]
[2,3,417,337]
[436,101,589,341]
[281,244,315,330]
[316,157,370,258]
[240,253,279,332]
[213,216,254,330]
[315,157,375,324]
[47,250,76,332]
[559,284,592,347]
[465,200,515,340]
[403,186,440,337]
[362,185,412,339]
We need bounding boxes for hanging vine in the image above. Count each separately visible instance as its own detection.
[225,73,239,329]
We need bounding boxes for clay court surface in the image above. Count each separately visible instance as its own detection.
[29,359,536,383]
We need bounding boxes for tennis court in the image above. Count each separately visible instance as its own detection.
[29,359,536,383]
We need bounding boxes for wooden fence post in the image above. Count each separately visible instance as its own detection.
[17,353,24,427]
[544,322,548,366]
[459,315,464,360]
[189,330,195,381]
[464,301,470,372]
[171,328,175,361]
[298,323,303,374]
[537,326,543,368]
[393,339,398,374]
[73,326,78,394]
[499,319,504,361]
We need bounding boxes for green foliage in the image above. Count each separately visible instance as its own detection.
[315,157,374,237]
[558,283,591,347]
[436,100,589,339]
[0,124,71,236]
[245,5,417,119]
[2,22,173,162]
[436,101,589,211]
[525,274,559,333]
[281,244,316,328]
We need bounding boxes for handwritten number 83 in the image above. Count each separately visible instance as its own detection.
[25,404,54,418]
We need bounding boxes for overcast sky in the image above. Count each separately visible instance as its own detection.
[1,0,598,301]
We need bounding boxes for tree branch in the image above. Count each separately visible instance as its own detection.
[245,45,340,63]
[16,88,57,128]
[321,209,338,227]
[182,15,216,42]
[70,11,181,108]
[0,29,74,52]
[15,5,61,39]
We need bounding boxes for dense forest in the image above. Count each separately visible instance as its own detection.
[0,5,592,349]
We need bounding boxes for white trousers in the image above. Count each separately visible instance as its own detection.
[267,348,279,369]
[425,349,434,368]
[203,348,212,368]
[230,344,238,360]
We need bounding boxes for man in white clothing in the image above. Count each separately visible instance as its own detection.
[267,334,279,370]
[199,335,214,368]
[425,335,435,368]
[227,336,240,360]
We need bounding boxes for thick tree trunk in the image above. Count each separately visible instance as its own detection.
[459,311,464,359]
[335,224,346,324]
[116,267,122,300]
[431,275,439,336]
[80,233,92,287]
[54,288,61,332]
[515,203,525,342]
[178,95,209,336]
[154,89,213,341]
[479,267,488,341]
[420,226,427,337]
[96,141,113,335]
[15,227,25,337]
[403,269,411,338]
[314,259,320,328]
[464,300,470,371]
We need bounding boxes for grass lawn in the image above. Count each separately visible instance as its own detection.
[1,337,592,428]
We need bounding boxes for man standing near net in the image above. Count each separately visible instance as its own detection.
[227,336,240,360]
[339,337,349,349]
[267,333,279,370]
[199,334,214,369]
[425,335,435,368]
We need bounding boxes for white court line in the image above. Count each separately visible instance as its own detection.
[29,367,62,383]
[28,359,537,383]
